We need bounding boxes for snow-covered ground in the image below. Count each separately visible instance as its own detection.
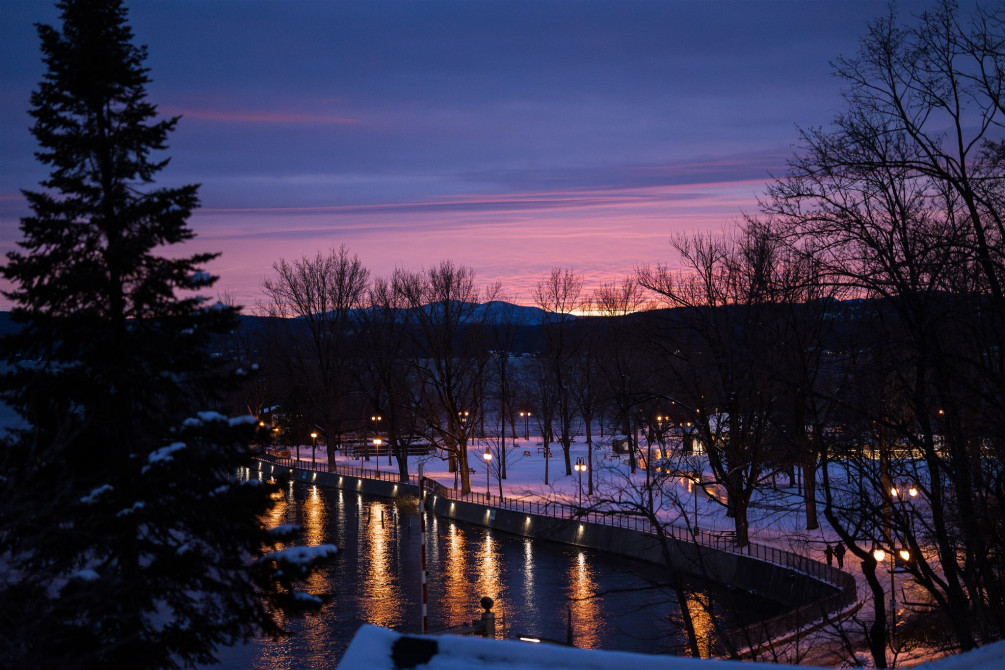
[338,624,1005,670]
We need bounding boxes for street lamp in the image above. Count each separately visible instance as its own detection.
[310,431,318,468]
[890,482,919,553]
[874,546,900,646]
[691,473,701,534]
[373,438,382,473]
[483,448,492,497]
[520,411,531,440]
[574,457,586,506]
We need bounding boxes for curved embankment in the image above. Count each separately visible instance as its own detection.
[254,459,857,654]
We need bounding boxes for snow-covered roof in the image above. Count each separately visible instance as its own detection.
[338,625,1005,670]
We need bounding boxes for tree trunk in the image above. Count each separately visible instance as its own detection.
[803,456,818,531]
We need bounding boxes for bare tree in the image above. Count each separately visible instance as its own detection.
[355,276,423,481]
[639,230,786,548]
[534,268,588,478]
[394,261,498,496]
[762,0,1005,658]
[260,245,370,463]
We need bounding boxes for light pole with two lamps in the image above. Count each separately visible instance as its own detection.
[373,438,382,474]
[519,411,531,440]
[874,544,912,649]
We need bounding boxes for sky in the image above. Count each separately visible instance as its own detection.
[0,0,936,312]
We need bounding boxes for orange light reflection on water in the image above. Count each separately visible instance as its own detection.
[567,550,602,648]
[474,533,505,625]
[686,592,715,658]
[359,501,400,628]
[441,523,469,625]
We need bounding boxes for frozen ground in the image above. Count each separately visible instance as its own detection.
[339,625,1005,670]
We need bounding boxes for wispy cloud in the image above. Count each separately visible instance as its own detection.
[160,106,361,126]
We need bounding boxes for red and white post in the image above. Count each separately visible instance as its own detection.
[418,463,428,634]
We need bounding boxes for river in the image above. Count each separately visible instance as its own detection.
[213,471,781,667]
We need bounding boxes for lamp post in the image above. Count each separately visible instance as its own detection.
[369,415,382,464]
[890,483,918,536]
[692,472,701,534]
[373,438,382,473]
[874,547,896,646]
[574,457,586,506]
[483,448,492,497]
[520,411,531,440]
[310,431,318,468]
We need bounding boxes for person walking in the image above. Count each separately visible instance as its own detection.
[824,543,834,567]
[834,541,846,568]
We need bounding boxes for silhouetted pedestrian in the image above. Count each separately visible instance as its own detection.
[824,543,834,567]
[834,541,846,568]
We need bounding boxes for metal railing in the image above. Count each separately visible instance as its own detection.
[257,455,856,592]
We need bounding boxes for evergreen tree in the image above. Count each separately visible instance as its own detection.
[0,1,329,667]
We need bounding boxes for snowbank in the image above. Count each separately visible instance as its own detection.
[338,625,1005,670]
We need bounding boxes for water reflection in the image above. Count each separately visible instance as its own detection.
[568,550,602,648]
[440,522,469,623]
[360,501,399,628]
[686,592,715,658]
[210,474,781,669]
[474,533,504,624]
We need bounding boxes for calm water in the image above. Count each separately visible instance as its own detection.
[213,471,779,667]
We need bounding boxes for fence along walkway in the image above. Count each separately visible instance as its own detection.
[264,455,855,595]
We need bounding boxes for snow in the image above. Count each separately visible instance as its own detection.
[228,414,257,426]
[292,591,323,605]
[263,544,339,565]
[116,501,145,517]
[147,442,185,465]
[80,484,113,504]
[71,569,100,582]
[268,523,300,538]
[196,411,227,423]
[338,625,1005,670]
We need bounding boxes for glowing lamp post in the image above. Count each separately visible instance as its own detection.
[373,438,382,474]
[310,431,318,468]
[574,457,587,506]
[483,448,492,497]
[520,411,531,440]
[874,546,903,646]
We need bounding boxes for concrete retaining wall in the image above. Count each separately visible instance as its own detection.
[256,459,420,501]
[424,490,837,609]
[256,460,842,611]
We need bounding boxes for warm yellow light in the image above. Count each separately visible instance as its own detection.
[483,450,492,462]
[909,487,918,497]
[373,438,382,446]
[899,549,911,562]
[874,549,886,562]
[310,431,317,439]
[891,487,899,498]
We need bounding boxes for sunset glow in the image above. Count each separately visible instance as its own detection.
[0,0,890,311]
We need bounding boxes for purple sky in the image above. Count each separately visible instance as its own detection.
[1,1,924,311]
